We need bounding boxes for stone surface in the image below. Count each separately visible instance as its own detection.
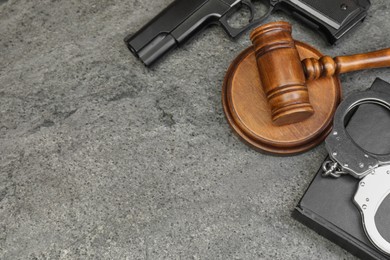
[0,0,389,259]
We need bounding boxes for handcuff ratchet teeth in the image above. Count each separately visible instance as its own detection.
[324,91,390,255]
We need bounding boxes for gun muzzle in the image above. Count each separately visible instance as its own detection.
[125,33,178,67]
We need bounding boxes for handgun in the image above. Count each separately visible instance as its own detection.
[125,0,371,67]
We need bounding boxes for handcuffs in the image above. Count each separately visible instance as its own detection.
[322,91,390,255]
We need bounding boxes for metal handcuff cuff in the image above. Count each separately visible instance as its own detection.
[322,91,390,255]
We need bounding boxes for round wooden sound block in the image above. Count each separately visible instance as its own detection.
[222,41,342,155]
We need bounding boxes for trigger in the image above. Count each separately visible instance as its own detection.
[242,0,255,22]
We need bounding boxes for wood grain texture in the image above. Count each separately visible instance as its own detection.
[250,22,314,126]
[222,42,341,155]
[303,48,390,81]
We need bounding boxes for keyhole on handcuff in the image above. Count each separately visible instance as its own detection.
[345,103,390,155]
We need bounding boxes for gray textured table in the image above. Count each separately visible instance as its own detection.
[1,0,389,259]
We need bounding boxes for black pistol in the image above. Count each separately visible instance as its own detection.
[125,0,371,67]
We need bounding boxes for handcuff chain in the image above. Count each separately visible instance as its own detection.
[322,160,349,178]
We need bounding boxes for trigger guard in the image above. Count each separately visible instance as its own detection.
[219,15,247,38]
[354,165,390,255]
[219,3,273,38]
[242,0,255,22]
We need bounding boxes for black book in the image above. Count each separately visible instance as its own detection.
[293,78,390,260]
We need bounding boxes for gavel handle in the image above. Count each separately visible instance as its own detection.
[302,48,390,81]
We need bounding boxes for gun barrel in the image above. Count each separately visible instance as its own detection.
[125,33,177,67]
[125,0,235,66]
[125,0,209,66]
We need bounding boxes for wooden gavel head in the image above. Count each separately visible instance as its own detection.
[250,21,314,126]
[250,21,390,126]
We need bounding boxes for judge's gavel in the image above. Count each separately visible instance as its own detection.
[250,21,390,126]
